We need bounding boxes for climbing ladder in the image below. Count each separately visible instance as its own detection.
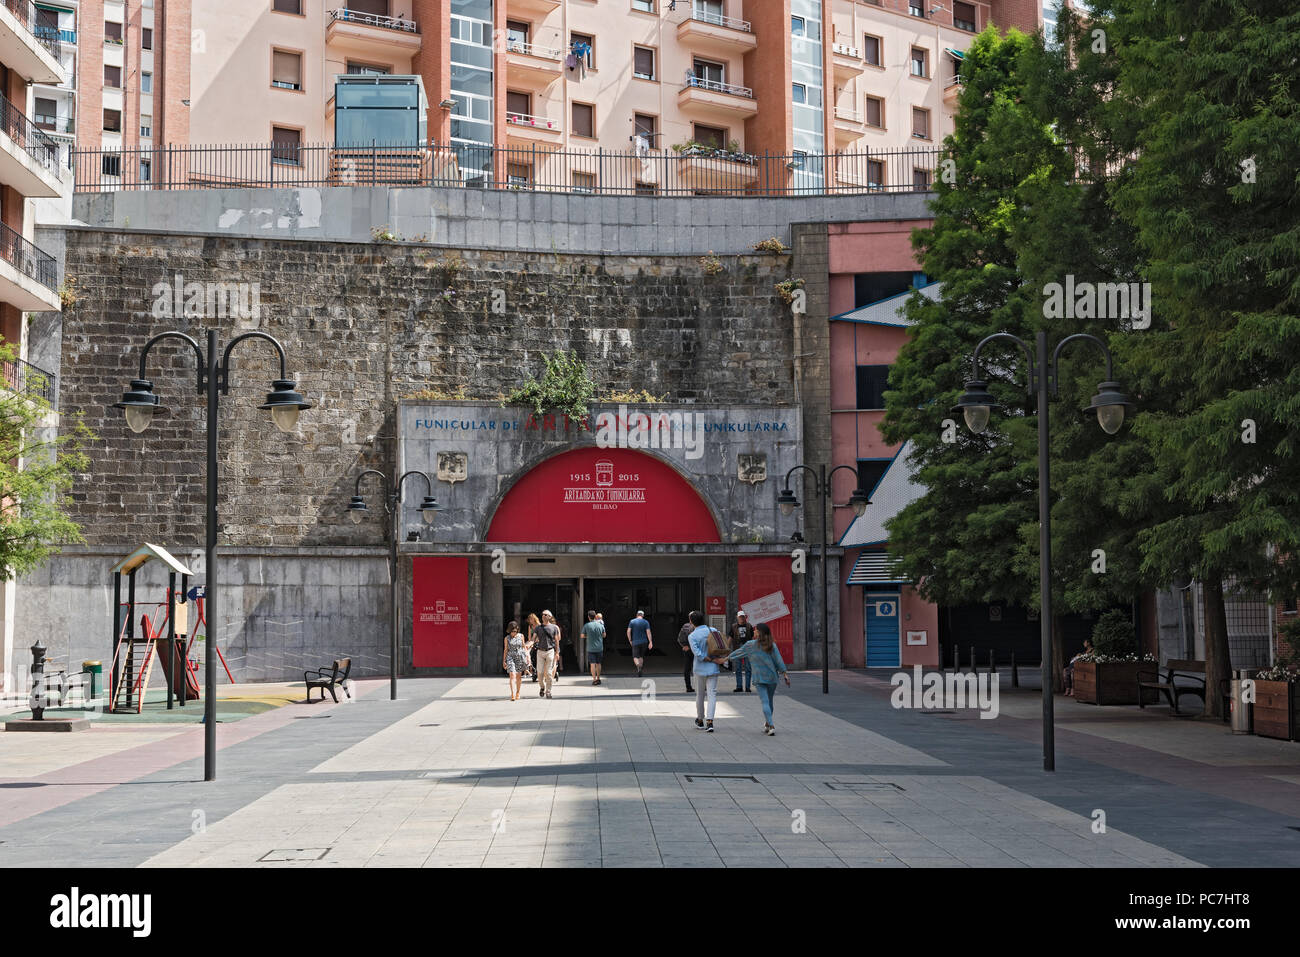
[110,613,158,714]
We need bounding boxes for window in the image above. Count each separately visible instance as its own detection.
[272,50,303,90]
[571,101,594,138]
[570,31,594,68]
[101,154,121,177]
[506,162,531,187]
[505,19,529,51]
[34,96,57,129]
[633,45,655,80]
[866,158,884,187]
[912,106,930,139]
[346,61,391,75]
[139,159,151,182]
[791,15,805,37]
[105,20,122,43]
[863,34,881,66]
[695,0,723,23]
[692,123,726,149]
[856,365,890,409]
[953,1,977,31]
[572,171,597,193]
[910,47,928,78]
[272,0,302,12]
[864,96,883,128]
[634,112,657,141]
[271,126,302,165]
[909,1,925,17]
[506,90,531,119]
[634,182,657,195]
[1283,597,1298,614]
[790,149,806,169]
[632,0,655,11]
[912,168,931,191]
[140,114,152,137]
[102,108,121,132]
[855,459,891,496]
[792,82,806,104]
[104,64,122,88]
[142,71,153,93]
[142,27,152,49]
[692,58,724,87]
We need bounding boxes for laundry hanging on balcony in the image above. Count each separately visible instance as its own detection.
[568,39,592,78]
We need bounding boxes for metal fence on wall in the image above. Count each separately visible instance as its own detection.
[73,141,943,197]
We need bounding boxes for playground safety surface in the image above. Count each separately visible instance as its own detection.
[0,682,305,725]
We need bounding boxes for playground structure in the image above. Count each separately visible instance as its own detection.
[109,544,231,714]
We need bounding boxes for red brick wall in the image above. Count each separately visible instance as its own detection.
[77,0,105,148]
[988,0,1040,33]
[410,0,451,143]
[158,0,191,146]
[744,0,792,178]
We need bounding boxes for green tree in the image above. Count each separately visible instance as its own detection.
[0,343,91,578]
[1107,0,1300,715]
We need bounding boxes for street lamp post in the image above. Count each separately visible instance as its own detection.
[776,465,871,694]
[114,329,312,782]
[347,469,439,700]
[953,330,1133,771]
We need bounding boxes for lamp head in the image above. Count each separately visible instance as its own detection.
[347,495,368,524]
[1087,381,1134,435]
[418,495,439,526]
[114,378,165,433]
[776,487,799,516]
[258,378,313,433]
[847,486,871,517]
[953,378,997,434]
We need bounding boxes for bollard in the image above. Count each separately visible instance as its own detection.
[29,641,47,720]
[953,644,960,673]
[1011,651,1019,688]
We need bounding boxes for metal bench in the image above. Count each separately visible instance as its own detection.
[1137,658,1208,715]
[304,657,352,704]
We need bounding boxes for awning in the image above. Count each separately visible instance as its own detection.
[111,543,194,577]
[847,551,909,586]
[829,281,942,328]
[945,48,965,59]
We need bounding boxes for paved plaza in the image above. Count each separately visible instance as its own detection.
[2,671,1298,868]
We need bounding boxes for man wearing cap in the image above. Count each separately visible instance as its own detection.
[627,610,653,678]
[729,611,755,693]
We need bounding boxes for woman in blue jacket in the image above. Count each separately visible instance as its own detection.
[727,622,790,735]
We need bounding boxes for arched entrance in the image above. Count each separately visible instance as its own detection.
[487,447,721,675]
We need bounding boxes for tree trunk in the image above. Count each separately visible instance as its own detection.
[1051,614,1066,693]
[1201,574,1232,720]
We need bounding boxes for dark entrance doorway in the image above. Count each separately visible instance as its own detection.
[503,579,579,674]
[583,578,702,674]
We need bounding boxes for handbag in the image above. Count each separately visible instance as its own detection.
[706,627,730,658]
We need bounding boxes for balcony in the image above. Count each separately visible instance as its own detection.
[0,220,59,311]
[0,89,69,197]
[831,41,864,82]
[833,106,865,146]
[505,111,562,146]
[943,77,963,106]
[508,0,561,15]
[676,10,756,56]
[506,39,564,89]
[677,75,758,120]
[0,0,65,85]
[675,148,759,191]
[3,354,55,405]
[325,8,421,61]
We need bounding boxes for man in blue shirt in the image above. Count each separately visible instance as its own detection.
[687,610,727,732]
[627,610,653,677]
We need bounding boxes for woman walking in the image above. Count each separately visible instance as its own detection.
[727,622,789,735]
[502,620,528,701]
[524,613,541,683]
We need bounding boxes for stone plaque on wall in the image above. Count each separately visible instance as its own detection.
[437,451,468,484]
[738,453,767,485]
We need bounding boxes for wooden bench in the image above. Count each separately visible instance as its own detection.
[1137,659,1209,715]
[304,657,352,703]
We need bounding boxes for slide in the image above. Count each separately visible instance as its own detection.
[144,614,201,700]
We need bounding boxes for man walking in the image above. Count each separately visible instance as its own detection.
[627,610,653,677]
[534,610,561,699]
[582,610,606,686]
[677,619,695,694]
[687,611,727,732]
[729,611,755,693]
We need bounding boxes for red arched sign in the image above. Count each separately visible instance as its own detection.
[487,448,721,543]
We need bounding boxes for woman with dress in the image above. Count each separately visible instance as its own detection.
[503,620,528,701]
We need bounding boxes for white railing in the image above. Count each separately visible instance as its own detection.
[688,10,752,32]
[832,41,860,59]
[684,75,753,99]
[835,107,863,123]
[506,111,561,131]
[505,38,564,60]
[328,8,418,34]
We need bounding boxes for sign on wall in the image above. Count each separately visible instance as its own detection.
[738,557,794,664]
[412,556,469,668]
[706,596,726,615]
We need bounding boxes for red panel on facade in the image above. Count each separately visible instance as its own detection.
[738,557,794,664]
[486,448,721,543]
[412,556,469,667]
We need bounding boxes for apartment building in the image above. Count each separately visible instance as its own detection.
[0,0,72,686]
[184,0,1051,191]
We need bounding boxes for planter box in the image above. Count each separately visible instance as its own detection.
[1073,660,1158,706]
[1253,680,1299,741]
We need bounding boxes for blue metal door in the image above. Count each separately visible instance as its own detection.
[865,592,901,667]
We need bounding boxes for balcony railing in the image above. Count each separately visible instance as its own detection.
[327,8,418,34]
[684,75,753,98]
[0,220,58,290]
[505,38,564,60]
[689,9,751,32]
[0,88,63,174]
[832,41,860,58]
[3,0,64,57]
[71,141,944,197]
[506,112,561,131]
[3,355,55,404]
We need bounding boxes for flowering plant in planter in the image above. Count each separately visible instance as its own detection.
[1256,665,1299,682]
[1077,652,1157,663]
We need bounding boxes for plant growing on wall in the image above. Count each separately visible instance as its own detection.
[774,278,805,304]
[57,277,78,309]
[603,388,666,403]
[752,237,788,254]
[698,252,723,276]
[371,224,401,243]
[0,342,92,579]
[506,350,596,421]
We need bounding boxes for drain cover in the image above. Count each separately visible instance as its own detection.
[684,774,760,783]
[294,714,331,719]
[259,848,331,862]
[825,782,905,792]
